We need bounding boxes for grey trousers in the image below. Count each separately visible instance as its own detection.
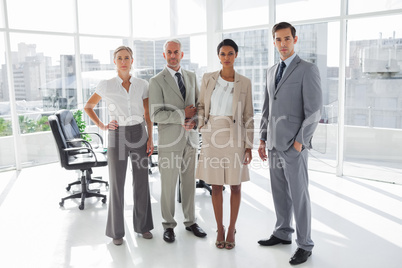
[268,146,314,251]
[158,142,197,229]
[105,123,154,239]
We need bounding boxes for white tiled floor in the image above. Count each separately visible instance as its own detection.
[0,158,401,268]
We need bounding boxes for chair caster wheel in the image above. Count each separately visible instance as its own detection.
[79,204,84,210]
[102,198,107,204]
[59,201,64,207]
[66,186,71,191]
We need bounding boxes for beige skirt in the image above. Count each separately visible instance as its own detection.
[195,115,250,186]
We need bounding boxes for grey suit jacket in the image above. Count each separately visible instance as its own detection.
[197,71,254,149]
[148,67,199,152]
[259,54,322,151]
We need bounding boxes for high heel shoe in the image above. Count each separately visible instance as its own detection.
[225,228,236,250]
[215,226,225,249]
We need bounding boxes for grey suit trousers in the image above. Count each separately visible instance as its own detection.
[268,147,314,251]
[105,122,154,239]
[158,142,197,229]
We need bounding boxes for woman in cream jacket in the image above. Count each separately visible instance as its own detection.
[196,39,254,250]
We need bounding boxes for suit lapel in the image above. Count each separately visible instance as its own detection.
[204,71,219,119]
[162,67,184,101]
[274,55,300,95]
[232,72,242,117]
[269,63,278,96]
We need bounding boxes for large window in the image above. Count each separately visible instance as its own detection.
[344,15,402,183]
[176,0,206,35]
[0,32,16,169]
[348,0,402,15]
[7,0,75,32]
[0,0,401,182]
[0,1,4,28]
[276,0,341,22]
[9,33,75,128]
[223,0,269,29]
[132,0,170,38]
[78,0,130,36]
[7,33,75,166]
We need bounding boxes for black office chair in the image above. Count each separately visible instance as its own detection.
[55,109,109,191]
[49,112,108,210]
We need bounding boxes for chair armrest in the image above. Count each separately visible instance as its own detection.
[66,138,85,143]
[81,132,104,146]
[63,147,99,165]
[66,139,94,149]
[81,140,94,150]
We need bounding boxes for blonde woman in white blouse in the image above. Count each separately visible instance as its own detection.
[84,46,154,246]
[196,39,254,250]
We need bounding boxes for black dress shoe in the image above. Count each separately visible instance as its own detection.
[185,223,207,238]
[163,228,175,243]
[289,248,312,265]
[258,235,291,246]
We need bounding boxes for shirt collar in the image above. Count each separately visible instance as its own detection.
[116,75,135,84]
[166,66,182,78]
[281,53,297,67]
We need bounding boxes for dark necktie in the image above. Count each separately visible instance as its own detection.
[175,72,186,100]
[275,61,286,87]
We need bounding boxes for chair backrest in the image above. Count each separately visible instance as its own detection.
[50,113,108,171]
[48,114,70,169]
[56,109,82,147]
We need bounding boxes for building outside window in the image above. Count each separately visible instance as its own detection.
[0,0,401,184]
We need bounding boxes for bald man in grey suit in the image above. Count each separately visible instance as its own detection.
[149,39,206,243]
[258,22,322,265]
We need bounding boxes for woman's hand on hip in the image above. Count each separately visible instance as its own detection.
[105,120,119,130]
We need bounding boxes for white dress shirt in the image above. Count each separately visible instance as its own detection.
[95,75,149,126]
[210,76,233,116]
[279,52,297,77]
[166,66,184,88]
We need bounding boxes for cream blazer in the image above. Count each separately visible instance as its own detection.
[197,71,254,149]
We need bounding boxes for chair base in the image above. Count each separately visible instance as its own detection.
[60,170,107,210]
[148,155,158,174]
[196,180,212,195]
[66,175,109,191]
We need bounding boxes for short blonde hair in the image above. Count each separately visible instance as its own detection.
[113,46,133,59]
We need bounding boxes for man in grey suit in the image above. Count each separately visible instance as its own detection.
[258,22,322,265]
[148,39,206,243]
